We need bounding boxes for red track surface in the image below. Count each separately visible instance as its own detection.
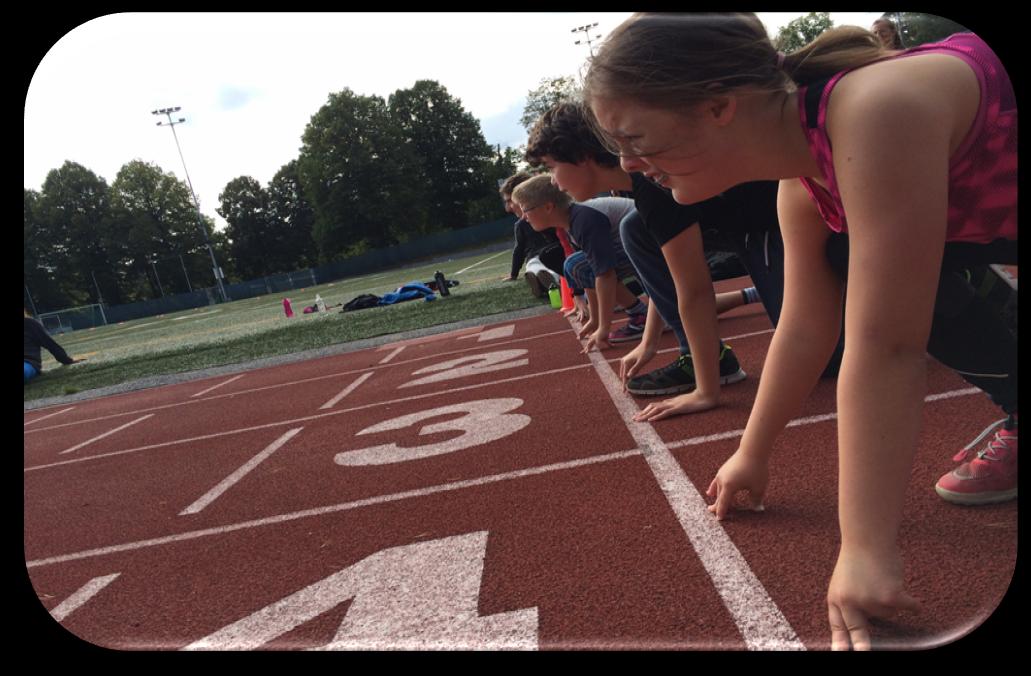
[23,277,1018,651]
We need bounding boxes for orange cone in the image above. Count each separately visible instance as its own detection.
[559,277,574,311]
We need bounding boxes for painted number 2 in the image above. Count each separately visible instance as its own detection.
[334,398,531,466]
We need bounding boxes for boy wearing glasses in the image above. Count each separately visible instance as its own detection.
[498,172,567,299]
[512,176,652,351]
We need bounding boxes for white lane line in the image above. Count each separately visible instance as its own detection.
[26,363,593,472]
[23,384,986,566]
[172,310,220,321]
[452,250,507,275]
[578,321,805,651]
[320,372,374,410]
[26,328,575,434]
[119,320,164,331]
[378,346,406,364]
[724,328,776,342]
[458,325,516,342]
[27,449,642,568]
[179,428,303,516]
[926,387,981,401]
[58,414,155,455]
[48,573,121,622]
[191,374,246,398]
[25,406,76,427]
[666,388,982,450]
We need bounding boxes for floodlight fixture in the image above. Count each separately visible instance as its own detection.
[151,105,228,302]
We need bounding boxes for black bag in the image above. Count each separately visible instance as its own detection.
[341,294,381,312]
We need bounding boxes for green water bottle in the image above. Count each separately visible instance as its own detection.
[548,283,562,309]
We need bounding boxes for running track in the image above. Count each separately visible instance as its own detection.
[23,277,1018,650]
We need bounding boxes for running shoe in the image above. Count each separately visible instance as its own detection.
[627,344,746,396]
[935,419,1017,505]
[608,313,647,343]
[524,271,546,298]
[535,270,557,294]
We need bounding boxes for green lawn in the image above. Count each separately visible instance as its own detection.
[25,244,553,401]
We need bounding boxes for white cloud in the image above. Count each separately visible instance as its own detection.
[25,12,883,229]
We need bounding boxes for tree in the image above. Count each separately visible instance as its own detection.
[388,80,499,232]
[774,12,833,52]
[466,145,522,224]
[890,13,969,47]
[33,161,116,307]
[520,76,581,132]
[24,188,69,311]
[266,160,318,269]
[109,160,209,300]
[298,88,429,262]
[218,176,278,279]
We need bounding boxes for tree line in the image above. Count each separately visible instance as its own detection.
[27,15,969,313]
[25,79,522,311]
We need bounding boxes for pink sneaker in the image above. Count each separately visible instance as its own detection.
[935,421,1018,505]
[608,313,647,343]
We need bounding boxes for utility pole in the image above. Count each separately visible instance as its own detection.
[152,106,229,302]
[150,258,166,297]
[90,270,106,306]
[571,22,601,57]
[179,254,193,292]
[24,284,38,317]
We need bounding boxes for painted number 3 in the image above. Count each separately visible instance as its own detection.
[334,398,531,466]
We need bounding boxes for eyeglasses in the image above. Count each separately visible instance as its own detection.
[521,204,540,214]
[598,133,691,160]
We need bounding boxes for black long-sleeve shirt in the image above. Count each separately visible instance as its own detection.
[509,218,563,279]
[24,317,74,371]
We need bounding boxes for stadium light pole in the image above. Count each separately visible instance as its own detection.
[24,284,38,317]
[179,254,193,292]
[571,22,601,56]
[152,106,228,302]
[149,257,166,297]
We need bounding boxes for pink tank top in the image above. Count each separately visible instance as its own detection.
[797,33,1017,244]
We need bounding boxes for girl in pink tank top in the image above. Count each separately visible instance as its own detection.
[583,13,1017,651]
[797,32,1017,245]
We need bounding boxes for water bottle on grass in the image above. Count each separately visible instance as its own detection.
[548,284,562,309]
[434,271,450,297]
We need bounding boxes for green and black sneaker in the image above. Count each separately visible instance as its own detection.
[627,344,746,396]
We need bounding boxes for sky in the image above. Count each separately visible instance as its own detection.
[25,12,884,231]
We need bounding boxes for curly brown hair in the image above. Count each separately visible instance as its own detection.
[524,101,620,169]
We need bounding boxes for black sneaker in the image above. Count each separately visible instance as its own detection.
[627,344,746,396]
[535,270,556,294]
[524,271,546,298]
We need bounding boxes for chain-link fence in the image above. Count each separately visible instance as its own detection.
[36,214,518,330]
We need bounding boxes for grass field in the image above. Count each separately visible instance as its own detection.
[25,242,554,402]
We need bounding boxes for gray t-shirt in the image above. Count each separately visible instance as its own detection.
[568,196,636,276]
